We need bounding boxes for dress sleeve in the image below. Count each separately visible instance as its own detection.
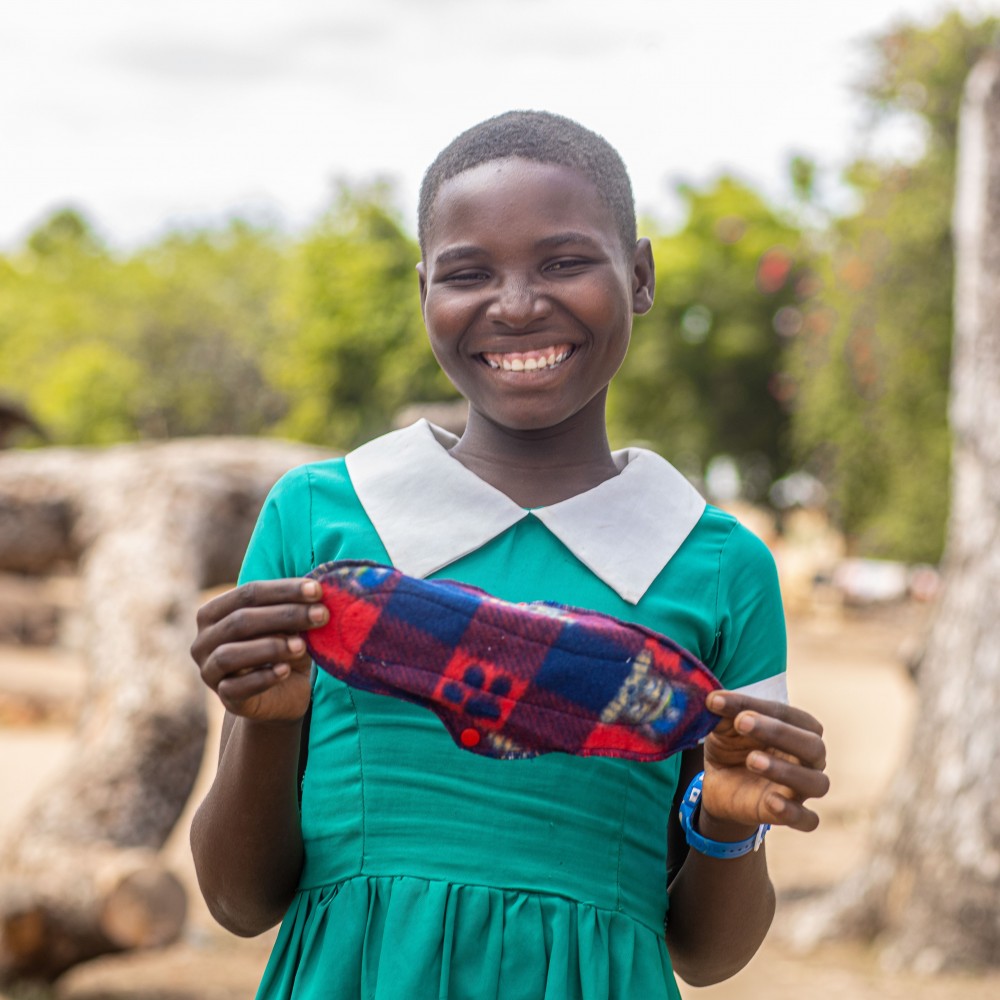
[238,466,314,585]
[711,522,788,702]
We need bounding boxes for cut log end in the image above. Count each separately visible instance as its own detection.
[0,906,47,966]
[99,867,188,949]
[0,438,334,985]
[0,854,189,983]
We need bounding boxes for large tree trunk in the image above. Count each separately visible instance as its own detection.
[0,438,328,984]
[785,51,1000,972]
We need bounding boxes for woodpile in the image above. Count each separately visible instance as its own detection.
[0,437,329,984]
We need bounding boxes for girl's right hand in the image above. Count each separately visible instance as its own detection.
[190,578,329,723]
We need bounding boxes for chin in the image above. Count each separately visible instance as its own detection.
[475,404,584,436]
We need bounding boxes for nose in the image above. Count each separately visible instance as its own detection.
[485,274,550,329]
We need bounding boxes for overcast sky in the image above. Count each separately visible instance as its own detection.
[1,0,995,249]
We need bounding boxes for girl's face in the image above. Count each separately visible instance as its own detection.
[417,158,654,435]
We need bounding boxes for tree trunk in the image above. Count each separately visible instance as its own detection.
[785,51,1000,972]
[0,437,329,983]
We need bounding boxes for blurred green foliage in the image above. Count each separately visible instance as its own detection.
[788,11,998,563]
[0,210,288,442]
[0,190,453,453]
[0,10,993,564]
[270,182,453,448]
[609,177,808,499]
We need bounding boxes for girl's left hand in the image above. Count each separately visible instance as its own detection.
[701,691,830,833]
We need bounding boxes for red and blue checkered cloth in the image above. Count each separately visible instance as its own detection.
[303,561,721,761]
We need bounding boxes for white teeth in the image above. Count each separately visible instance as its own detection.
[487,348,573,373]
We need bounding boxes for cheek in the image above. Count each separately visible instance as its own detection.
[579,284,632,349]
[423,294,470,349]
[422,297,479,390]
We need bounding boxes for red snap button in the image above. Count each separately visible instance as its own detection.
[460,728,481,748]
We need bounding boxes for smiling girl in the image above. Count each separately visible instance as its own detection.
[190,111,829,1000]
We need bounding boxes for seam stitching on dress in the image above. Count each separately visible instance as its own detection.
[306,466,316,567]
[292,870,664,936]
[345,688,367,873]
[615,770,631,913]
[711,519,740,671]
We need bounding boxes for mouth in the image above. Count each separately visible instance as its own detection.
[479,344,575,373]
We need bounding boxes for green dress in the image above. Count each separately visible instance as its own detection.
[239,424,786,1000]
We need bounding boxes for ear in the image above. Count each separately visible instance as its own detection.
[631,238,655,315]
[416,262,428,316]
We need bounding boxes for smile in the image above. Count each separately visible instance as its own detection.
[480,345,575,373]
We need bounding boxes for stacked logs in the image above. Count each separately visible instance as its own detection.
[0,437,328,983]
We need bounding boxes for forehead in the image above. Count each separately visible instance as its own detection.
[424,158,619,257]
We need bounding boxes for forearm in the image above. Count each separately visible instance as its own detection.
[191,715,305,936]
[663,688,829,985]
[665,810,775,986]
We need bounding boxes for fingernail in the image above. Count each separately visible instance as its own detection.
[308,604,328,624]
[736,714,755,734]
[707,693,725,711]
[748,751,768,771]
[302,581,320,598]
[288,637,305,655]
[274,663,291,678]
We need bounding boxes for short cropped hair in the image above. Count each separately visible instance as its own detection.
[418,110,637,257]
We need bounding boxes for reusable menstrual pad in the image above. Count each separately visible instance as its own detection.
[303,560,721,761]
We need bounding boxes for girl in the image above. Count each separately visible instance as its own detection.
[190,111,829,999]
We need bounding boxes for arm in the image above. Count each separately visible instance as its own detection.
[189,578,330,936]
[665,692,828,986]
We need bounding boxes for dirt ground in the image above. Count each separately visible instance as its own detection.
[2,600,999,1000]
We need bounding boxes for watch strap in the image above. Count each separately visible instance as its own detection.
[678,771,769,859]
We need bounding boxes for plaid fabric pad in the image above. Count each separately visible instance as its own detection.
[303,560,721,762]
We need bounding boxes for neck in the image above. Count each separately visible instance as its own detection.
[448,396,620,507]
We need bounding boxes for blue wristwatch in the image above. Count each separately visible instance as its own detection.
[678,771,769,859]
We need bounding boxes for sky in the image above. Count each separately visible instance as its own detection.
[1,0,995,250]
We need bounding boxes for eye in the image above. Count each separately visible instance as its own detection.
[544,257,590,274]
[442,268,490,285]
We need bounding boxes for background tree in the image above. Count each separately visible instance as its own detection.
[789,11,998,563]
[4,14,993,523]
[0,212,287,444]
[0,209,139,444]
[271,182,455,449]
[790,45,1000,972]
[0,189,458,452]
[609,178,807,498]
[123,221,289,439]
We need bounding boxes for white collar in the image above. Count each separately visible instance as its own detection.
[344,420,706,605]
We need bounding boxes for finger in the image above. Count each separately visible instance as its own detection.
[746,750,831,801]
[734,712,827,770]
[704,712,827,772]
[762,792,821,833]
[195,578,322,630]
[192,600,329,665]
[200,635,309,689]
[216,663,294,709]
[707,690,824,737]
[703,721,768,768]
